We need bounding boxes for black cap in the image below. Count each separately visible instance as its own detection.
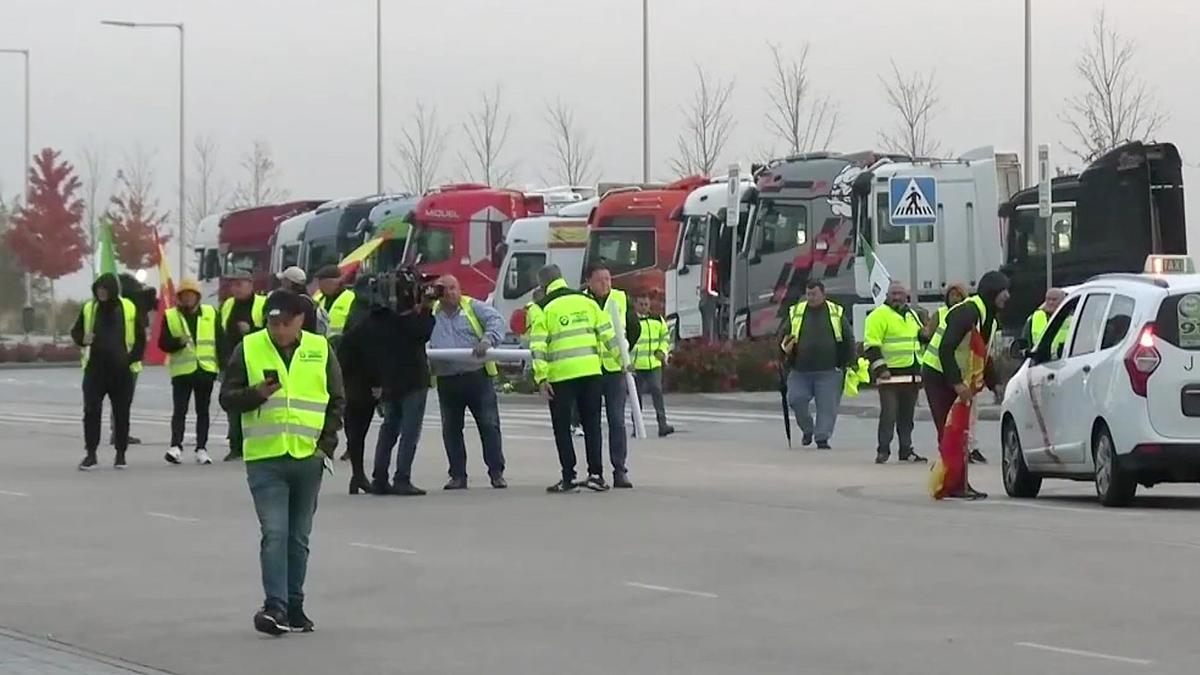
[264,290,310,320]
[315,265,343,280]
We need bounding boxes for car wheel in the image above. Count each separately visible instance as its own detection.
[1093,424,1136,507]
[1002,418,1041,498]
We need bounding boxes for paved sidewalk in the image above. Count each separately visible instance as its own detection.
[0,629,173,675]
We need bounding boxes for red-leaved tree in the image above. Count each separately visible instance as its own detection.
[109,150,168,270]
[6,149,89,332]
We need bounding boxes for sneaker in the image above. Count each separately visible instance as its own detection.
[222,450,242,462]
[253,605,289,636]
[898,451,928,464]
[114,451,127,470]
[613,473,633,489]
[968,449,988,464]
[571,425,585,437]
[128,436,142,446]
[801,433,814,447]
[443,477,468,491]
[584,474,610,492]
[195,449,213,465]
[288,607,315,633]
[78,453,98,471]
[816,440,832,450]
[546,479,579,493]
[875,451,889,464]
[658,425,676,438]
[489,475,508,489]
[164,446,183,465]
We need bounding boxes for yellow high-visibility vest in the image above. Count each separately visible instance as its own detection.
[165,305,218,377]
[864,303,922,370]
[240,330,330,462]
[530,279,619,384]
[313,289,356,336]
[80,298,140,373]
[220,295,266,332]
[432,296,498,377]
[633,316,670,371]
[789,300,844,341]
[922,295,987,374]
[585,288,629,372]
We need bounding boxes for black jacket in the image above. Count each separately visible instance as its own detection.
[217,296,261,371]
[338,305,435,400]
[70,274,146,374]
[584,289,641,371]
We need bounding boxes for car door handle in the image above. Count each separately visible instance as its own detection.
[1082,365,1092,374]
[1045,373,1055,381]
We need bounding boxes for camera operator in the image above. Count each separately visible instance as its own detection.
[346,268,435,496]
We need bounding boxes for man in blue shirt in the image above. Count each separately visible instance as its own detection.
[430,276,508,489]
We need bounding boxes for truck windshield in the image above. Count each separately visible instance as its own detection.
[280,243,301,271]
[756,199,808,254]
[680,216,709,266]
[224,250,261,277]
[305,237,338,274]
[405,226,454,265]
[503,252,546,300]
[587,229,656,274]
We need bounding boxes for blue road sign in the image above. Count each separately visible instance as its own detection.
[888,176,937,227]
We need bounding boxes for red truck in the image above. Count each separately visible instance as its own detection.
[402,184,546,300]
[217,201,324,298]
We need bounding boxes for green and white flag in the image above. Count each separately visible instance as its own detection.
[95,216,117,278]
[860,235,891,305]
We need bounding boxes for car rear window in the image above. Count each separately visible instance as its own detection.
[1154,292,1200,350]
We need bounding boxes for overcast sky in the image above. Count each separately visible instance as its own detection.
[3,0,1198,298]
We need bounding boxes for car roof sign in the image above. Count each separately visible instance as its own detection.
[1144,255,1195,275]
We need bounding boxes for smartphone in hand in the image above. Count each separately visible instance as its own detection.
[263,369,280,385]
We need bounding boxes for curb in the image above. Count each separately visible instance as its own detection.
[0,361,78,370]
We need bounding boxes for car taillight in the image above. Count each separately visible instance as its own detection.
[1123,322,1160,397]
[704,259,718,296]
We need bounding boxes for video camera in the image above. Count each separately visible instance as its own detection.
[364,264,444,312]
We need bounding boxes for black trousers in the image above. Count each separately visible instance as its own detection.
[170,373,216,449]
[877,383,919,455]
[344,394,376,480]
[547,375,603,482]
[922,369,958,443]
[83,367,133,453]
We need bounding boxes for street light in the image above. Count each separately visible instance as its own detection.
[376,0,383,194]
[642,0,650,183]
[0,48,32,334]
[1024,0,1033,187]
[101,19,186,275]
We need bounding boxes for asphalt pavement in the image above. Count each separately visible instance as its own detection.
[1,367,1199,674]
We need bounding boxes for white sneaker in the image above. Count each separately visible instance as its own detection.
[572,426,585,437]
[195,448,213,465]
[164,445,183,465]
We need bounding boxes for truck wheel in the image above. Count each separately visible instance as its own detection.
[1002,418,1041,498]
[1093,424,1136,507]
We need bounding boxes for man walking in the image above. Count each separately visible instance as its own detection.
[71,273,144,470]
[218,271,266,461]
[864,281,925,464]
[219,291,344,636]
[312,265,356,339]
[582,262,640,488]
[160,278,220,466]
[781,280,852,449]
[632,293,674,437]
[430,275,508,490]
[530,264,621,493]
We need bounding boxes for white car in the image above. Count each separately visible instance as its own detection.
[1001,258,1200,506]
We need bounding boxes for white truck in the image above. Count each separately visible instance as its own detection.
[849,147,1021,337]
[192,212,224,306]
[681,176,756,339]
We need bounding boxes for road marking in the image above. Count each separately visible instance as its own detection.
[640,454,691,463]
[623,581,718,599]
[348,542,416,555]
[0,490,30,497]
[1015,642,1153,666]
[146,512,199,523]
[976,500,1142,516]
[725,461,784,470]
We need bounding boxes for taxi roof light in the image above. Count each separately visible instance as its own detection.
[1143,255,1195,275]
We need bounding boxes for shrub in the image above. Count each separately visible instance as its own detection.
[37,343,81,362]
[11,343,36,363]
[663,338,781,393]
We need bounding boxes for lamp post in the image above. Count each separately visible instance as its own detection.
[0,48,32,334]
[1023,0,1033,186]
[101,20,186,275]
[376,0,384,194]
[641,0,650,183]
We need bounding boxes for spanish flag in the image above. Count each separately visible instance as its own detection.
[928,328,989,499]
[143,231,176,367]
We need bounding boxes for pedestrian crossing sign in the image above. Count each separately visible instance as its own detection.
[888,176,938,227]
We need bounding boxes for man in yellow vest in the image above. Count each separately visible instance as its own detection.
[1023,287,1070,360]
[70,274,144,470]
[219,290,345,636]
[864,281,926,464]
[218,271,267,461]
[430,275,508,490]
[582,262,641,488]
[159,278,221,466]
[531,264,622,493]
[632,293,675,437]
[312,265,356,340]
[781,280,852,449]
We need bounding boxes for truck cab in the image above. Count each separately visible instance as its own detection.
[301,194,399,279]
[193,212,224,306]
[403,184,546,300]
[270,208,319,280]
[218,201,324,296]
[583,177,709,339]
[683,178,756,340]
[363,194,419,273]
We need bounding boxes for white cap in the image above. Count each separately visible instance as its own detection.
[277,266,307,286]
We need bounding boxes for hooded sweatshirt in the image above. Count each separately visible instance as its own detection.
[930,271,1009,388]
[70,274,145,374]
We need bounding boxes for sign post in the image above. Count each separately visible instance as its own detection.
[726,164,740,342]
[888,176,938,303]
[1038,144,1053,291]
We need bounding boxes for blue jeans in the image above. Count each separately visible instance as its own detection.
[601,371,629,474]
[245,455,324,612]
[373,388,428,484]
[786,369,843,442]
[437,370,505,479]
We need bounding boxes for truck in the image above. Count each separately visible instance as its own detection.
[193,212,224,306]
[998,141,1186,332]
[300,194,406,277]
[402,184,547,300]
[848,148,1021,334]
[493,197,598,338]
[361,194,421,273]
[216,201,325,296]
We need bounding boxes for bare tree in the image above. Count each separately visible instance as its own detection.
[765,43,839,156]
[230,140,288,208]
[671,65,736,176]
[1061,9,1167,163]
[460,85,515,186]
[391,102,448,193]
[185,135,228,273]
[544,99,597,186]
[877,60,941,159]
[79,144,112,274]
